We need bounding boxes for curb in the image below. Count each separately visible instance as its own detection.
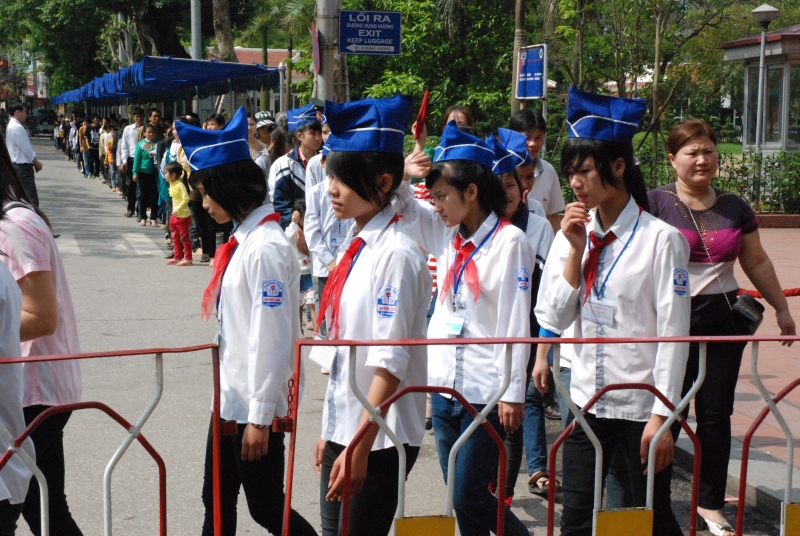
[675,429,799,520]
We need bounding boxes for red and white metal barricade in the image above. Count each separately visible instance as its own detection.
[277,336,718,536]
[0,343,217,536]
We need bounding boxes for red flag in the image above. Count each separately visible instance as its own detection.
[413,89,429,140]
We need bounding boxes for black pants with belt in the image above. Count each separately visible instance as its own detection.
[319,441,419,536]
[136,171,159,222]
[201,419,316,536]
[125,158,137,214]
[561,413,682,536]
[12,163,38,207]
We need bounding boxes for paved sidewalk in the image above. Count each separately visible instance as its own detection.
[676,228,800,523]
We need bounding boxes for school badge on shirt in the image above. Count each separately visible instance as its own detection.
[517,267,530,292]
[376,286,399,318]
[673,268,688,297]
[262,280,284,308]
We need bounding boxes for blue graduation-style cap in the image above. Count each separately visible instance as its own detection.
[497,128,533,168]
[566,86,646,144]
[324,95,413,154]
[287,103,318,130]
[175,106,251,171]
[487,136,517,175]
[433,121,496,170]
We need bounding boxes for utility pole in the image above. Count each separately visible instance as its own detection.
[511,0,526,113]
[316,0,339,102]
[191,0,202,113]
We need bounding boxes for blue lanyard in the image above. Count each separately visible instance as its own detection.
[592,213,641,300]
[452,216,501,299]
[347,241,366,278]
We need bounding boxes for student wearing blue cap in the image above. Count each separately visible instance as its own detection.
[396,122,534,536]
[509,109,566,232]
[533,87,690,536]
[497,128,547,219]
[269,103,323,230]
[489,136,558,502]
[176,107,316,536]
[310,95,431,536]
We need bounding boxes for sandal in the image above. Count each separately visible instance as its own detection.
[528,471,560,496]
[139,220,146,227]
[697,512,734,536]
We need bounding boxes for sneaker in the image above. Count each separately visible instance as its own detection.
[166,259,179,265]
[136,216,142,223]
[200,254,210,263]
[425,418,432,430]
[177,259,193,266]
[165,250,174,259]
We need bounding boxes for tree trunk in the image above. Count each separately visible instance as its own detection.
[511,0,526,113]
[211,0,238,63]
[650,6,665,189]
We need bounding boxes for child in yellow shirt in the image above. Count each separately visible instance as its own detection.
[164,161,193,265]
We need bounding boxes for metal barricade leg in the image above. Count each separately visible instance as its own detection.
[551,344,604,522]
[103,353,164,536]
[748,341,797,536]
[0,421,49,536]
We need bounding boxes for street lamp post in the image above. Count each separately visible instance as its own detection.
[278,62,287,113]
[752,4,780,157]
[751,4,779,204]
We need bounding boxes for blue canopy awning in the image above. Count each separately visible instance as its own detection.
[52,56,280,106]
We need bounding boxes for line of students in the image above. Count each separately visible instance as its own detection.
[182,86,793,536]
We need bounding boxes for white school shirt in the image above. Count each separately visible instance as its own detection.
[305,177,353,278]
[521,211,554,269]
[528,198,546,218]
[0,261,35,505]
[320,208,431,449]
[5,118,36,164]
[526,158,566,216]
[216,203,301,425]
[305,153,326,190]
[118,123,140,161]
[285,222,312,275]
[535,197,691,421]
[394,182,534,404]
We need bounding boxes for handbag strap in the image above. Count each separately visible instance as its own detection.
[676,189,734,311]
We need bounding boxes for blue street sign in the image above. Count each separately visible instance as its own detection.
[339,10,402,56]
[516,44,547,100]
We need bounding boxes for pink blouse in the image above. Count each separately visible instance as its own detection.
[0,204,81,406]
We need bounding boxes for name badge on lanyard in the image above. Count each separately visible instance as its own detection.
[329,220,349,248]
[308,334,339,370]
[443,309,466,336]
[581,297,616,326]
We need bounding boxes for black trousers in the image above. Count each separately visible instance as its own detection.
[319,441,419,536]
[21,406,82,536]
[201,419,316,536]
[561,414,682,536]
[0,501,22,536]
[136,171,159,221]
[12,164,38,207]
[683,299,747,510]
[125,158,137,214]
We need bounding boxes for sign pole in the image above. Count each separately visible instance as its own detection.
[316,0,337,101]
